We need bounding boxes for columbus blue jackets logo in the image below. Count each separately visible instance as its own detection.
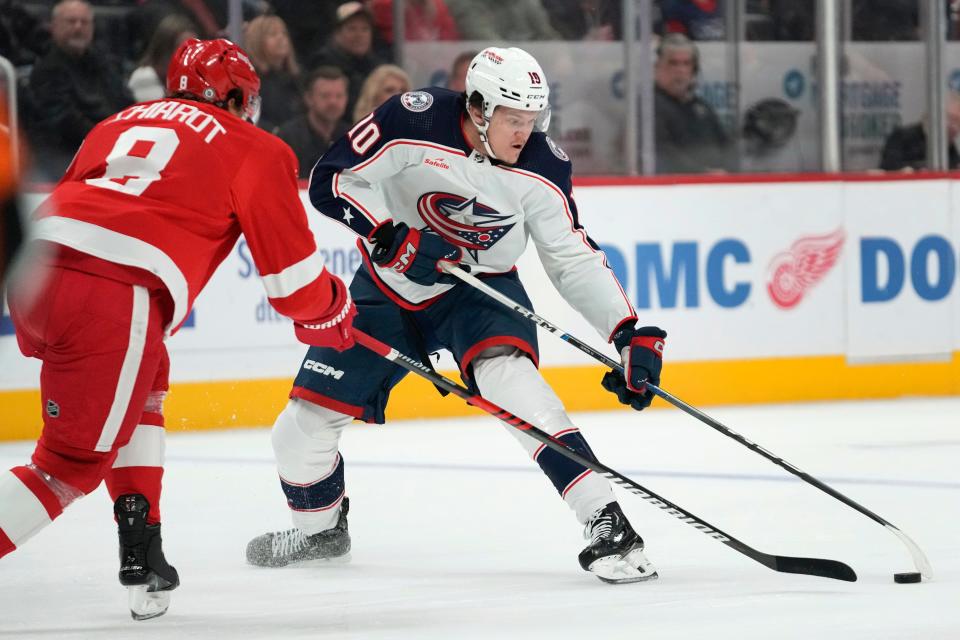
[401,91,433,112]
[417,192,515,260]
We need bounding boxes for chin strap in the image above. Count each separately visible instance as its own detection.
[470,103,499,160]
[476,119,498,160]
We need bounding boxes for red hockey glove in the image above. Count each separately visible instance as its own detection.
[294,277,357,351]
[601,322,666,411]
[370,221,462,286]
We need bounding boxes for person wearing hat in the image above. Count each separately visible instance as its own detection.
[308,2,385,121]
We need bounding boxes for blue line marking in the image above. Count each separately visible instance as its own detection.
[162,454,960,491]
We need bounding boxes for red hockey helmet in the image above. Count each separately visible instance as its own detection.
[166,38,262,122]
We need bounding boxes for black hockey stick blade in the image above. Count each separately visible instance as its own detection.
[771,554,857,582]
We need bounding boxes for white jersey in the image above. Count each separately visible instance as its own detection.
[309,88,635,341]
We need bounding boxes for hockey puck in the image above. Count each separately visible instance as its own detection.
[893,572,922,584]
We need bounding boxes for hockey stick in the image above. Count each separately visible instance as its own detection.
[353,328,856,582]
[441,264,933,580]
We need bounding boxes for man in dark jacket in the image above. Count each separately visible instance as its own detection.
[653,33,735,174]
[307,2,383,121]
[274,67,352,178]
[28,0,133,179]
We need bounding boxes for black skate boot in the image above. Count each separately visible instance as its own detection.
[246,497,351,567]
[114,494,180,620]
[578,501,658,584]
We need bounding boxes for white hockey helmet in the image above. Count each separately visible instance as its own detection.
[465,47,551,159]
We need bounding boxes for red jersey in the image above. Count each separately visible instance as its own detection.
[33,98,335,333]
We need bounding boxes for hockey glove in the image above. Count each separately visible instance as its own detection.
[294,277,357,351]
[370,221,462,286]
[601,322,666,411]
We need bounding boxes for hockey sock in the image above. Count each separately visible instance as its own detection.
[471,348,615,523]
[0,464,83,559]
[107,419,166,525]
[272,399,351,534]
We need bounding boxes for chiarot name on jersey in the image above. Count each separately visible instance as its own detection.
[112,101,227,143]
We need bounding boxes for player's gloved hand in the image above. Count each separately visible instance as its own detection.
[370,221,463,286]
[294,277,357,351]
[601,322,666,411]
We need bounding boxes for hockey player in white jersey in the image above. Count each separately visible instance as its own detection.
[247,47,667,583]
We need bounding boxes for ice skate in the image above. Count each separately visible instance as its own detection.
[246,497,351,567]
[579,501,658,584]
[114,494,180,621]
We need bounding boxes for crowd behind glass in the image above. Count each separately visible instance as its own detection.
[3,0,958,182]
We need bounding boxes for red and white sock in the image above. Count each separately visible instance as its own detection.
[107,413,166,524]
[0,465,80,559]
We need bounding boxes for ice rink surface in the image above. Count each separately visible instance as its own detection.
[1,396,958,639]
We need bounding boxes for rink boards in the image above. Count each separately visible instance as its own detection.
[2,174,959,439]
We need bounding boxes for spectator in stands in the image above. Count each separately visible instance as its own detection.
[653,33,735,174]
[28,0,133,180]
[0,0,49,67]
[353,64,411,123]
[245,14,303,132]
[127,14,198,102]
[370,0,459,45]
[879,93,960,171]
[275,66,351,178]
[446,50,476,94]
[446,0,560,40]
[542,0,622,40]
[308,2,384,122]
[658,0,726,40]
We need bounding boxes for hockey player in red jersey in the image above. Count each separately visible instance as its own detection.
[246,47,666,584]
[1,38,356,620]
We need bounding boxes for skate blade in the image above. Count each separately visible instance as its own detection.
[294,552,352,568]
[248,550,352,568]
[128,585,171,621]
[588,549,659,585]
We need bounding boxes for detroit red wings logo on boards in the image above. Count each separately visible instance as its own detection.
[767,228,845,309]
[417,192,515,260]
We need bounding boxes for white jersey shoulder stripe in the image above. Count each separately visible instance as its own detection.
[32,216,190,334]
[260,249,326,301]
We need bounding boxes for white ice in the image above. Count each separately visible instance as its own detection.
[1,397,958,639]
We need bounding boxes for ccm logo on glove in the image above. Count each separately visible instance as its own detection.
[394,242,417,272]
